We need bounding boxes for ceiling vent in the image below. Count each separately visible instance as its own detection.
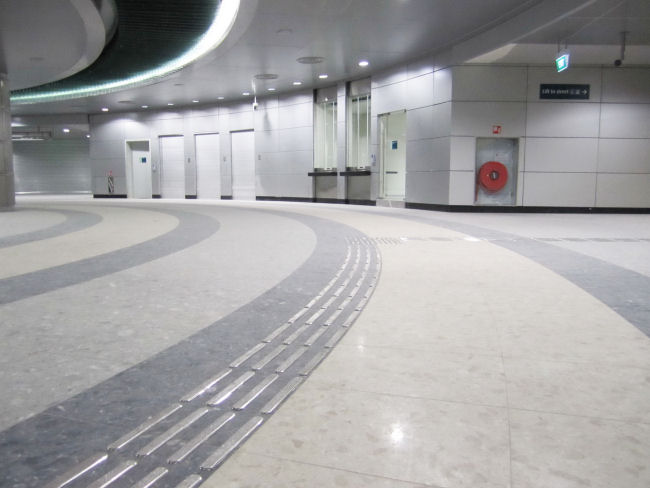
[297,56,325,64]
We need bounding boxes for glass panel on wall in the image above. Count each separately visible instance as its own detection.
[314,99,337,170]
[347,94,370,169]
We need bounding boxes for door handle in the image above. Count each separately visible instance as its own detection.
[386,171,398,174]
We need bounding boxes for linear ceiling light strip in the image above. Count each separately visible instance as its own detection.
[11,0,240,104]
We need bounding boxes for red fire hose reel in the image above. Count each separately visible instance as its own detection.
[478,161,508,192]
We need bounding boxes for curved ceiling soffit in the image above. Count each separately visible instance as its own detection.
[11,0,240,104]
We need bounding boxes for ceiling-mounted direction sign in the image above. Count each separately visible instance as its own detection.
[540,84,590,100]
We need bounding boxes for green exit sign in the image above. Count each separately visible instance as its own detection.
[555,53,570,72]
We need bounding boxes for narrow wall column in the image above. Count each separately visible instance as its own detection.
[0,73,15,208]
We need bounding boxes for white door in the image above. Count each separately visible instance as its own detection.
[130,141,151,198]
[231,130,255,200]
[159,135,185,198]
[380,111,407,200]
[195,133,221,199]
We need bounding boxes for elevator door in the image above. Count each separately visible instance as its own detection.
[159,135,185,198]
[380,110,406,200]
[231,130,255,200]
[196,133,221,199]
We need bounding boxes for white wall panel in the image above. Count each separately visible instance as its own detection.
[406,171,449,205]
[254,107,280,132]
[195,133,220,199]
[525,137,599,173]
[13,139,91,193]
[452,102,526,137]
[373,82,409,115]
[453,66,527,101]
[278,126,312,152]
[407,56,434,79]
[448,171,475,205]
[189,115,219,134]
[406,137,450,172]
[371,66,408,88]
[278,91,312,107]
[450,136,476,171]
[227,110,254,132]
[526,102,600,138]
[278,102,312,129]
[406,72,434,110]
[602,68,650,103]
[256,173,311,198]
[90,139,124,160]
[600,104,650,139]
[526,67,602,103]
[159,135,185,198]
[433,68,453,104]
[407,106,434,140]
[596,174,650,207]
[598,139,650,173]
[523,173,597,207]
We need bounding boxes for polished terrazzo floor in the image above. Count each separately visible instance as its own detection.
[1,196,649,488]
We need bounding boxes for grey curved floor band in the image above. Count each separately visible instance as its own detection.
[0,208,103,249]
[0,206,219,305]
[0,207,379,488]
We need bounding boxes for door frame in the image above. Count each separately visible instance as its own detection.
[378,109,407,200]
[124,139,152,198]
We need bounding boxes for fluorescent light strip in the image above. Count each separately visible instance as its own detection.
[11,0,240,104]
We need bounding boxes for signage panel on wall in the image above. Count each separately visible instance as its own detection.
[539,84,590,100]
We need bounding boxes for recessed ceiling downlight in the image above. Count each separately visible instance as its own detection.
[358,60,369,67]
[297,56,325,64]
[11,0,241,104]
[255,73,279,80]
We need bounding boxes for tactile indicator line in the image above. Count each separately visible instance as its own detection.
[275,347,308,373]
[229,343,266,368]
[300,349,329,376]
[252,345,286,371]
[87,460,137,488]
[43,453,108,488]
[108,404,184,451]
[168,412,236,464]
[131,467,168,488]
[181,369,231,403]
[175,474,203,488]
[304,326,328,346]
[207,371,256,406]
[233,374,279,410]
[261,377,303,414]
[137,408,209,457]
[200,417,264,471]
[282,323,310,345]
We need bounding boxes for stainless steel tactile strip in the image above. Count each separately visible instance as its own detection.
[320,295,337,309]
[108,404,184,451]
[261,377,303,414]
[305,307,326,324]
[207,371,256,406]
[233,374,279,410]
[131,467,169,488]
[338,297,352,310]
[304,326,328,346]
[323,307,343,326]
[229,343,266,368]
[287,307,308,324]
[282,323,310,345]
[44,453,108,488]
[299,349,329,376]
[325,328,347,349]
[136,408,210,457]
[168,412,235,464]
[200,417,264,471]
[174,474,203,488]
[252,345,287,371]
[342,310,361,328]
[275,347,308,373]
[87,460,137,488]
[262,322,291,343]
[181,369,231,402]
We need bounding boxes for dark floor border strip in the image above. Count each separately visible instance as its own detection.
[93,194,128,199]
[256,196,313,203]
[0,208,103,248]
[0,206,219,305]
[0,207,365,487]
[405,202,650,214]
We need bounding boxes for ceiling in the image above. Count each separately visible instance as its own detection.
[6,0,650,117]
